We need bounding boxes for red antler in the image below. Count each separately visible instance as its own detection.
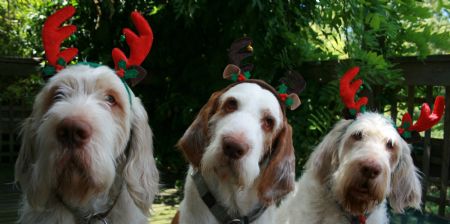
[399,96,445,133]
[112,11,153,77]
[339,67,368,114]
[42,5,78,71]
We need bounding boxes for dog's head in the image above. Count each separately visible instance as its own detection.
[15,64,158,212]
[307,112,421,215]
[177,79,295,206]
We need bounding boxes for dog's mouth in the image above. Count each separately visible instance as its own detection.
[55,151,103,204]
[212,159,245,186]
[349,185,371,200]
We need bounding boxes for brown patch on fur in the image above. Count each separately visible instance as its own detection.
[56,149,103,205]
[177,91,223,167]
[257,121,295,205]
[171,211,180,224]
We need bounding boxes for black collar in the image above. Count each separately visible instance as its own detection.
[191,169,267,224]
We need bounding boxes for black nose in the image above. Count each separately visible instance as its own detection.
[56,118,92,148]
[222,136,249,160]
[361,162,382,179]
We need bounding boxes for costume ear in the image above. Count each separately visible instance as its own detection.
[286,93,301,110]
[389,140,422,213]
[124,97,159,214]
[223,64,241,80]
[258,122,295,205]
[306,119,352,183]
[177,91,222,167]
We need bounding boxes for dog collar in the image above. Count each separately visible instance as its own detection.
[190,169,267,224]
[56,175,123,224]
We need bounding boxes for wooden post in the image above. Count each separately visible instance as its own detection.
[421,86,433,211]
[438,86,450,216]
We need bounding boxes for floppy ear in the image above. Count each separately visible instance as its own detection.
[389,140,422,213]
[15,117,51,209]
[257,122,295,205]
[124,97,159,214]
[15,117,35,187]
[306,119,352,184]
[177,91,222,168]
[16,89,55,209]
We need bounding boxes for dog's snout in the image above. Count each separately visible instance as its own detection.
[222,136,249,160]
[360,160,382,179]
[57,118,92,147]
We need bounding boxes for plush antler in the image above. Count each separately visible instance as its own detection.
[398,96,445,138]
[42,5,78,74]
[340,67,368,116]
[228,37,254,72]
[112,11,153,78]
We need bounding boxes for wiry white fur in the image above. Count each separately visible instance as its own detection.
[276,113,422,224]
[15,64,159,224]
[179,83,283,224]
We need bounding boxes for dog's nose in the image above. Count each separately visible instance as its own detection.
[222,136,249,160]
[361,161,382,179]
[57,118,92,147]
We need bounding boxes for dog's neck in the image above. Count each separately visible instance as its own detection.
[56,134,133,223]
[193,167,267,223]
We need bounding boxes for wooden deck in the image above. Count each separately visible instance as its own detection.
[0,183,20,224]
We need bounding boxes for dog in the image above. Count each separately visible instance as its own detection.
[173,65,299,224]
[15,64,159,223]
[276,112,422,224]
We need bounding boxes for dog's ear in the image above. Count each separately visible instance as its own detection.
[258,122,295,205]
[16,88,55,208]
[307,119,352,183]
[177,91,222,168]
[124,97,159,214]
[389,140,422,213]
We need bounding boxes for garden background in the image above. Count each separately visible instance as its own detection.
[0,0,449,223]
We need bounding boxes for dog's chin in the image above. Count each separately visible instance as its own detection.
[55,149,107,205]
[204,158,259,189]
[335,178,386,215]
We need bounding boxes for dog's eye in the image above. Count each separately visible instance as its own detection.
[262,116,275,131]
[224,97,238,113]
[105,95,116,106]
[352,132,363,141]
[53,91,65,101]
[386,140,395,150]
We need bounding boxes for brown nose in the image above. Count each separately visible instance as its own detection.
[222,136,249,160]
[56,118,92,148]
[361,161,382,179]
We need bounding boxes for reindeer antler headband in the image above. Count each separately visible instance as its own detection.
[41,6,153,103]
[340,67,445,142]
[223,38,305,111]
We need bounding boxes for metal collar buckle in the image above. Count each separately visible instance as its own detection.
[227,219,242,224]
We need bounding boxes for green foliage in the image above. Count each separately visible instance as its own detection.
[0,0,449,185]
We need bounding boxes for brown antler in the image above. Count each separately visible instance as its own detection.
[112,11,153,77]
[42,5,78,72]
[398,96,445,138]
[339,67,368,116]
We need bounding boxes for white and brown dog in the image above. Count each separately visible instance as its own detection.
[15,6,158,224]
[173,65,301,224]
[276,112,422,224]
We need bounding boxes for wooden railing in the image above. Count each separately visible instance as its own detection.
[392,55,450,219]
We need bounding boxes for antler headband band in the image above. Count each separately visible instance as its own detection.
[339,67,445,142]
[42,6,153,104]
